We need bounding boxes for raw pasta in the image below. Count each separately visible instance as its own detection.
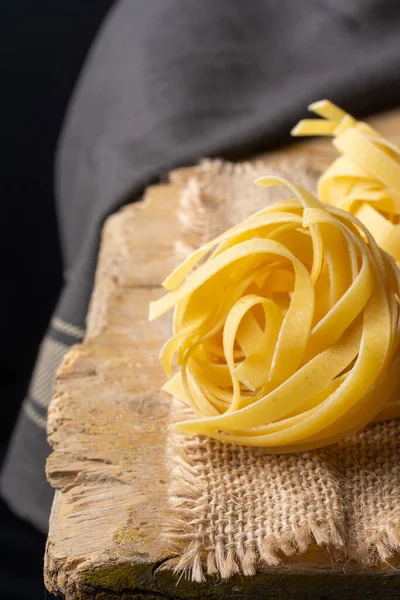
[149,176,400,452]
[292,99,400,264]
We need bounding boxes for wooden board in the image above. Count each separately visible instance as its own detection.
[45,110,400,600]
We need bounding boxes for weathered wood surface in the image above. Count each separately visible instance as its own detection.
[45,110,400,600]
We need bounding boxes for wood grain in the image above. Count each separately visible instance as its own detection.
[45,110,400,600]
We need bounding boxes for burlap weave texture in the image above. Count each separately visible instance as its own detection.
[166,159,400,581]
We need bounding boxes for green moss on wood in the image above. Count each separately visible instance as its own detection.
[83,562,158,593]
[79,560,400,600]
[155,568,400,600]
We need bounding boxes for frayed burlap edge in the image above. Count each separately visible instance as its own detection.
[166,427,344,582]
[163,158,400,581]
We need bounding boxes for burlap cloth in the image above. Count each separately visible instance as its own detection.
[165,158,400,582]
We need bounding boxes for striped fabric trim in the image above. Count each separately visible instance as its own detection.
[51,316,85,340]
[23,400,48,430]
[23,317,85,430]
[29,337,68,409]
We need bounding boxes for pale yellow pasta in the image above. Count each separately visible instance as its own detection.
[149,176,400,451]
[292,99,400,264]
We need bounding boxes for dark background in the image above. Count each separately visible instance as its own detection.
[0,3,113,598]
[0,0,113,462]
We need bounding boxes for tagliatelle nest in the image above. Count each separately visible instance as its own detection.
[292,99,400,264]
[149,176,400,452]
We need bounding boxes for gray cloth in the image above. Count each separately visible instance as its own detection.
[2,0,400,532]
